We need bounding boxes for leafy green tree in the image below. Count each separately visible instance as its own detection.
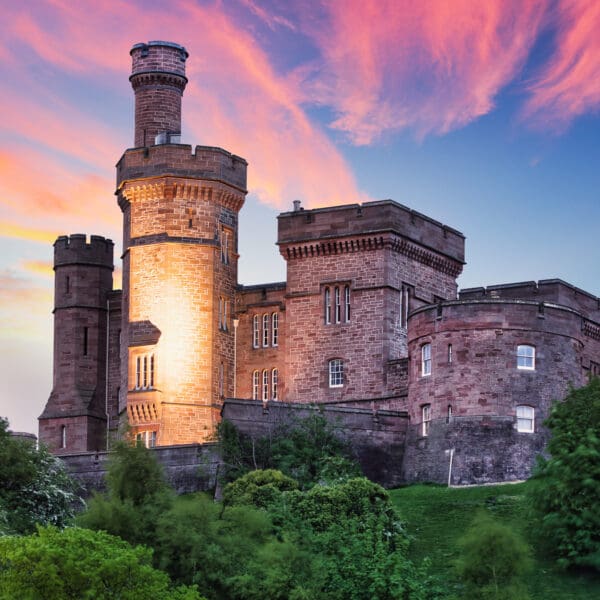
[77,440,173,547]
[455,511,532,599]
[222,468,298,509]
[218,413,359,489]
[0,526,202,599]
[0,417,81,534]
[530,377,600,570]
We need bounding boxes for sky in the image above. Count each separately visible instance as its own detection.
[1,0,600,434]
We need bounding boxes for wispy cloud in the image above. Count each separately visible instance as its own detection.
[522,0,600,131]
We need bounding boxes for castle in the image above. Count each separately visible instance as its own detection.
[39,41,600,486]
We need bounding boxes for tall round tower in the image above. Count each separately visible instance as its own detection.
[39,234,114,453]
[117,41,247,446]
[130,41,189,148]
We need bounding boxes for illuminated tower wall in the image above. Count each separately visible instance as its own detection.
[117,41,247,445]
[39,234,114,453]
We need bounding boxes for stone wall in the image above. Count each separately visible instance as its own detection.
[60,443,220,497]
[222,399,409,488]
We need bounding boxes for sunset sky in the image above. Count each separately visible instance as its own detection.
[2,0,600,434]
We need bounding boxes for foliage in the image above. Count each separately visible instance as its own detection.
[455,511,532,599]
[0,526,202,599]
[222,468,298,509]
[529,378,600,570]
[77,440,172,547]
[0,417,82,534]
[218,413,360,489]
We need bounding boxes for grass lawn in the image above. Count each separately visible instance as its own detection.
[390,482,600,599]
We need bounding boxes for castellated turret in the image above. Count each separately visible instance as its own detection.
[117,41,247,446]
[39,235,114,453]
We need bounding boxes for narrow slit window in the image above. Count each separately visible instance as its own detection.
[143,356,148,389]
[325,287,331,324]
[448,344,453,364]
[262,314,269,347]
[83,327,88,356]
[136,357,141,389]
[335,286,341,323]
[150,355,155,388]
[272,312,278,346]
[253,315,259,348]
[344,285,351,322]
[60,425,66,449]
[262,369,269,401]
[422,404,431,436]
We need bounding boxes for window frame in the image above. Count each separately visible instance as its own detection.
[252,370,260,400]
[328,358,344,388]
[516,405,535,433]
[324,287,331,324]
[272,368,278,400]
[334,286,341,324]
[272,312,279,347]
[252,315,259,348]
[517,345,535,370]
[344,285,351,322]
[262,369,269,401]
[421,343,432,377]
[422,404,431,437]
[262,314,269,347]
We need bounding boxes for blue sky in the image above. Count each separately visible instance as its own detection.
[1,0,599,434]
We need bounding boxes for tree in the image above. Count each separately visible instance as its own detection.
[0,526,203,599]
[456,511,532,599]
[77,440,173,547]
[530,377,600,570]
[0,417,81,534]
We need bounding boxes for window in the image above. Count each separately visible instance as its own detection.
[262,369,269,401]
[517,345,535,370]
[516,405,534,433]
[335,286,341,323]
[136,431,157,448]
[421,343,432,376]
[329,359,344,388]
[252,370,259,400]
[262,314,269,347]
[447,405,453,421]
[448,344,453,364]
[422,404,431,436]
[344,285,351,322]
[219,297,228,331]
[65,275,70,294]
[252,315,259,348]
[83,326,88,356]
[272,368,278,400]
[60,425,66,449]
[220,228,230,264]
[325,287,331,324]
[135,353,155,390]
[400,285,410,327]
[272,312,279,346]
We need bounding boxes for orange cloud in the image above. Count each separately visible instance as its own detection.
[293,0,547,142]
[21,260,53,277]
[523,0,600,130]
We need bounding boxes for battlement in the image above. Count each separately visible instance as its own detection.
[130,41,188,78]
[54,234,114,268]
[116,144,248,191]
[459,279,600,319]
[277,199,465,263]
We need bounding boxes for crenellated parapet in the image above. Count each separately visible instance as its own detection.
[54,234,114,269]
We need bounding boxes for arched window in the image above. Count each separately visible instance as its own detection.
[252,315,259,348]
[272,368,278,400]
[329,359,344,388]
[447,344,453,364]
[324,287,331,324]
[262,369,269,401]
[422,404,431,436]
[344,285,351,322]
[516,405,535,433]
[252,370,260,400]
[272,313,279,346]
[517,345,535,370]
[334,286,341,323]
[262,314,269,347]
[421,343,432,376]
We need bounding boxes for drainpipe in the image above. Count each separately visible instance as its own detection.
[105,298,110,451]
[233,317,239,398]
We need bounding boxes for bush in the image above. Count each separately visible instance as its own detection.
[529,378,600,570]
[222,469,298,509]
[456,511,532,599]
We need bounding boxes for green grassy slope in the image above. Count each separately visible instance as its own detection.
[390,482,600,599]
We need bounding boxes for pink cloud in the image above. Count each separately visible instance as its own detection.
[523,0,600,130]
[292,0,547,143]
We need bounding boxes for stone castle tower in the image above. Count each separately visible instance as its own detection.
[39,235,114,453]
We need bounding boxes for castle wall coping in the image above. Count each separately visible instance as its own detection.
[238,282,287,292]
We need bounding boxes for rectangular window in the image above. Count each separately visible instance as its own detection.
[60,425,66,449]
[448,344,453,364]
[220,228,230,264]
[262,369,269,401]
[422,404,431,436]
[517,345,535,370]
[421,343,432,376]
[516,405,535,432]
[136,357,141,389]
[65,275,70,294]
[325,287,331,324]
[143,356,148,388]
[344,285,351,322]
[329,359,344,388]
[272,368,278,400]
[252,371,259,400]
[335,286,341,323]
[83,327,88,356]
[272,313,279,346]
[253,315,260,348]
[400,286,410,327]
[150,355,155,388]
[262,314,269,347]
[148,431,157,448]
